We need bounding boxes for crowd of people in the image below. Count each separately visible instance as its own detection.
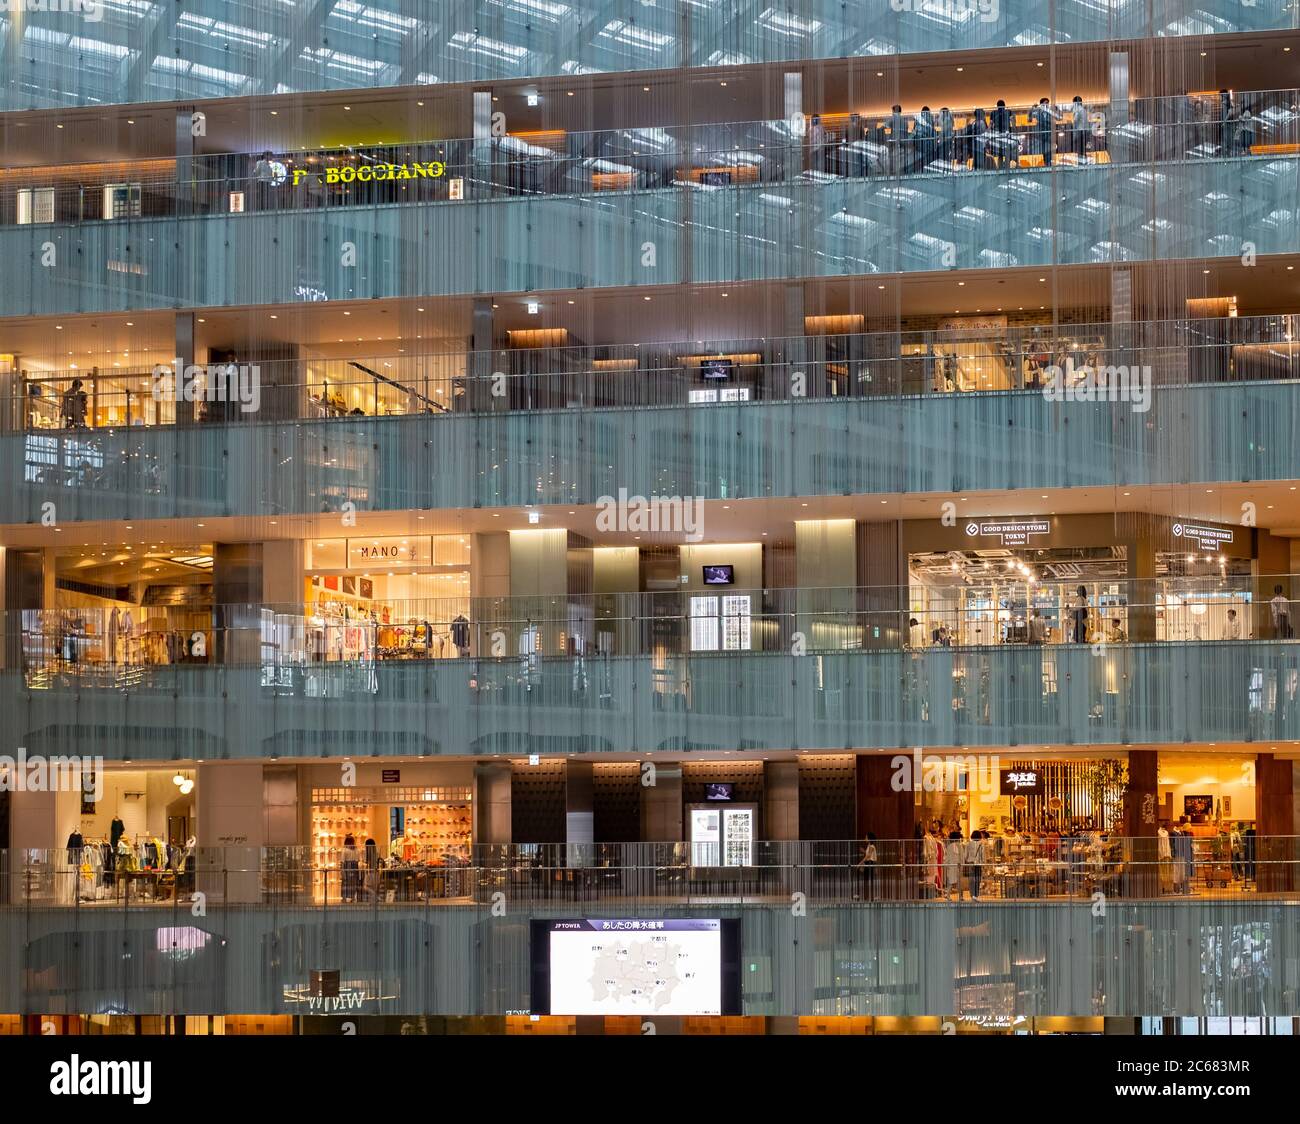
[854,818,1263,901]
[807,87,1272,176]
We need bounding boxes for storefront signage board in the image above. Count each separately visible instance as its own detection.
[965,520,1050,546]
[1171,522,1233,551]
[1000,769,1044,796]
[346,537,431,568]
[382,769,400,783]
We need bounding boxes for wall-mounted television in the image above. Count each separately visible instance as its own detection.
[702,564,735,586]
[700,358,733,381]
[705,782,734,802]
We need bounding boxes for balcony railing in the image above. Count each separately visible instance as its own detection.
[5,91,1298,228]
[6,313,1298,432]
[10,576,1295,684]
[5,837,1298,909]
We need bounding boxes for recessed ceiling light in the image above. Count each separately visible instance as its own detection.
[270,110,278,116]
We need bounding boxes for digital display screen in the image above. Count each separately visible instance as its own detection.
[702,564,734,585]
[701,358,733,380]
[705,782,734,802]
[530,919,741,1016]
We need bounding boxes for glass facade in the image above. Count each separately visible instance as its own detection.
[2,0,1300,1052]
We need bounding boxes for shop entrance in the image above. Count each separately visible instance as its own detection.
[56,766,197,905]
[908,546,1128,646]
[310,784,473,902]
[306,535,471,661]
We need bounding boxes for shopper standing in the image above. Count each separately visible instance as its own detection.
[968,108,989,169]
[1070,96,1088,161]
[1237,105,1255,154]
[914,106,936,169]
[341,834,361,902]
[60,379,87,429]
[887,104,909,174]
[1071,584,1091,643]
[363,838,379,902]
[1218,89,1234,151]
[965,830,986,900]
[938,107,955,164]
[855,833,878,901]
[1033,97,1055,166]
[943,830,964,900]
[253,150,275,210]
[1270,585,1292,638]
[922,826,940,898]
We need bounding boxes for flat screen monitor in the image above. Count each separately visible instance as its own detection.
[701,358,733,381]
[530,919,742,1016]
[705,782,734,802]
[702,564,734,586]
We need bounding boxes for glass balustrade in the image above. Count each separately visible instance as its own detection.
[4,94,1298,227]
[2,375,1297,522]
[4,0,1297,111]
[6,590,1300,754]
[5,838,1299,909]
[5,313,1298,431]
